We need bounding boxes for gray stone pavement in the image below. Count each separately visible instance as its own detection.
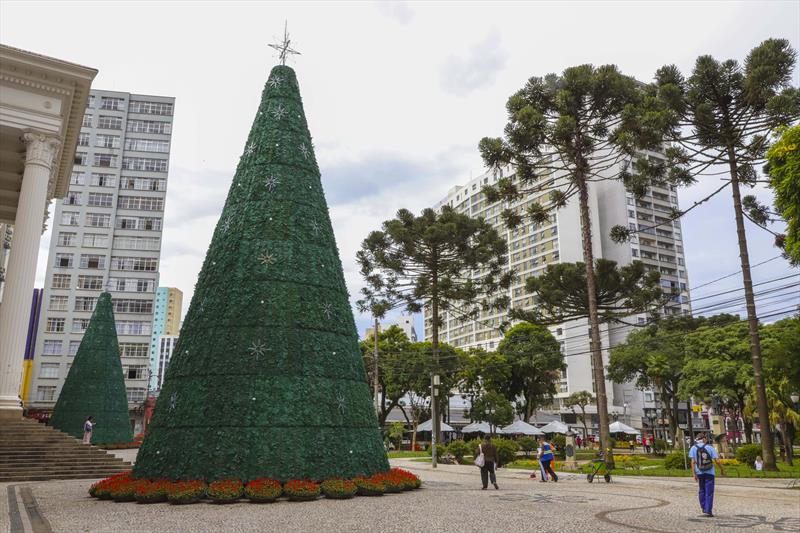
[1,458,798,533]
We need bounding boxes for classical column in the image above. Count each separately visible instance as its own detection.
[0,132,61,418]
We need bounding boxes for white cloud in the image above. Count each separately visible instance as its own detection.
[440,30,508,96]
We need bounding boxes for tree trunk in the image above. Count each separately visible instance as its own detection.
[576,173,614,469]
[669,392,679,449]
[581,408,589,442]
[430,285,440,467]
[373,317,380,417]
[727,150,777,471]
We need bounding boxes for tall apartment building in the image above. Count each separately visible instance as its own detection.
[155,335,178,390]
[148,286,182,390]
[27,90,175,431]
[364,313,418,342]
[424,155,691,427]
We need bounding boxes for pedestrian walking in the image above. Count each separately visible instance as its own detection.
[629,438,636,454]
[476,435,499,490]
[537,436,558,482]
[575,435,582,449]
[642,436,649,454]
[82,416,95,444]
[689,433,725,517]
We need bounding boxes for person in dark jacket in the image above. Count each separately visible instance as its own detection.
[478,435,499,490]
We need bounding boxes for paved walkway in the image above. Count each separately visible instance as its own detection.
[2,458,798,532]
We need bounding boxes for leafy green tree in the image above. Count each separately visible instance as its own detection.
[387,421,405,450]
[513,259,667,325]
[608,315,738,447]
[764,125,800,264]
[357,206,512,450]
[470,391,515,434]
[496,323,564,422]
[629,39,800,470]
[134,65,388,482]
[564,390,594,440]
[457,347,511,404]
[480,65,686,467]
[51,292,131,444]
[358,325,414,426]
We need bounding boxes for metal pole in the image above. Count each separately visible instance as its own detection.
[373,317,380,416]
[431,374,438,468]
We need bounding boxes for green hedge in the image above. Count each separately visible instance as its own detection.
[735,444,767,468]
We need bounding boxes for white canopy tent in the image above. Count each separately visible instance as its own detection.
[609,421,639,435]
[415,419,457,433]
[538,420,570,434]
[461,421,492,434]
[499,420,544,436]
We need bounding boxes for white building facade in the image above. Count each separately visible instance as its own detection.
[423,158,692,429]
[27,90,174,427]
[155,334,177,390]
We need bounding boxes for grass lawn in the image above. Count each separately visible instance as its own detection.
[388,451,428,458]
[574,460,800,479]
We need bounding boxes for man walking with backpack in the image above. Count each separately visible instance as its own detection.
[689,433,725,517]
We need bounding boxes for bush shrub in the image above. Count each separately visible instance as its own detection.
[244,479,282,503]
[664,452,690,470]
[283,480,320,501]
[354,475,385,496]
[653,439,668,454]
[426,443,447,459]
[207,479,243,503]
[371,472,404,493]
[736,444,767,468]
[321,479,357,499]
[519,437,537,457]
[167,480,206,504]
[492,438,520,466]
[134,480,171,503]
[108,477,142,502]
[89,472,131,500]
[446,440,470,463]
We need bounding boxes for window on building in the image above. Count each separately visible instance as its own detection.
[117,196,164,211]
[113,299,154,314]
[42,340,63,355]
[49,296,68,311]
[82,233,109,248]
[119,343,149,357]
[36,386,56,401]
[85,213,111,228]
[93,153,118,168]
[110,256,158,271]
[100,96,125,111]
[68,341,81,356]
[54,253,73,268]
[57,232,77,246]
[113,236,160,250]
[126,387,147,402]
[116,321,151,335]
[74,152,88,166]
[87,192,114,207]
[124,366,148,380]
[120,177,166,191]
[90,173,116,187]
[82,114,93,127]
[115,216,162,231]
[126,120,171,135]
[74,297,97,312]
[45,318,65,333]
[121,157,168,172]
[79,254,106,269]
[60,211,79,226]
[128,101,173,115]
[51,274,71,289]
[77,275,104,290]
[65,191,81,206]
[95,134,120,149]
[70,171,85,185]
[77,132,90,146]
[39,363,60,379]
[71,318,90,333]
[124,138,170,153]
[97,115,123,129]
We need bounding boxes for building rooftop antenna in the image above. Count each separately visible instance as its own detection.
[268,21,301,66]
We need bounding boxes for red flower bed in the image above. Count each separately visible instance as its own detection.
[283,479,320,501]
[389,468,422,490]
[371,471,405,493]
[207,479,243,503]
[89,471,132,500]
[244,479,282,503]
[134,479,171,503]
[167,480,207,504]
[321,478,357,499]
[354,475,384,496]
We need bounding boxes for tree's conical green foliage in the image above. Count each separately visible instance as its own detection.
[51,292,132,444]
[133,65,389,482]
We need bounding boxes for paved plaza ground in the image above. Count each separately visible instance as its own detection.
[2,455,798,533]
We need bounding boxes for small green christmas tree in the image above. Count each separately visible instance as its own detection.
[51,292,132,444]
[133,64,389,482]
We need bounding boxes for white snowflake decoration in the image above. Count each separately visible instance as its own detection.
[271,104,288,120]
[321,302,334,319]
[265,175,280,192]
[299,143,310,159]
[259,250,276,267]
[249,339,267,358]
[220,216,232,234]
[310,219,322,236]
[335,392,346,414]
[267,75,284,88]
[244,142,255,156]
[169,392,177,411]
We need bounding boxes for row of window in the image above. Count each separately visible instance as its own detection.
[45,317,152,335]
[85,115,173,135]
[35,385,148,403]
[71,172,167,192]
[48,295,152,314]
[44,338,149,357]
[64,193,164,211]
[73,153,169,172]
[60,212,162,231]
[53,253,158,271]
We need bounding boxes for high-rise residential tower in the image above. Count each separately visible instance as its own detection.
[423,156,692,428]
[27,90,174,430]
[148,286,182,390]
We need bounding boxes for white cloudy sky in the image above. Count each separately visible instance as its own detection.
[2,0,798,336]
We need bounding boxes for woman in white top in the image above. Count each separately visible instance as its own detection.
[754,456,763,471]
[82,416,95,444]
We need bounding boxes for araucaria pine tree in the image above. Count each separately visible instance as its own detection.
[51,292,131,444]
[133,65,389,482]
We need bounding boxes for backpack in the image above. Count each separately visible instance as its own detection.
[696,444,713,471]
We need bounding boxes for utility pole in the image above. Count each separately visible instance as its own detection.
[431,374,439,468]
[373,317,380,416]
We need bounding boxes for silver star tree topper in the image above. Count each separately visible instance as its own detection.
[268,21,300,66]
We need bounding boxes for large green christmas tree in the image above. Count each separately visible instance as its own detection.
[133,64,389,482]
[51,292,132,444]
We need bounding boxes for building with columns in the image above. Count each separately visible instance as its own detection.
[0,44,97,419]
